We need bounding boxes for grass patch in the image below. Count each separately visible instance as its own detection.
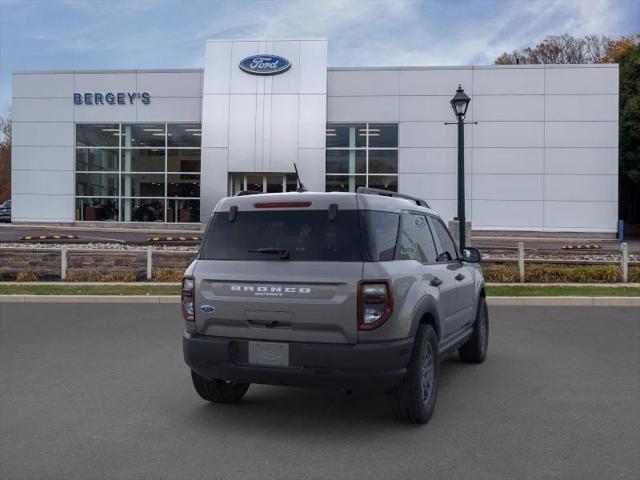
[0,284,180,296]
[0,283,639,297]
[486,285,640,297]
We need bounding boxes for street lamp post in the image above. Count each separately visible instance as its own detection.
[449,85,471,251]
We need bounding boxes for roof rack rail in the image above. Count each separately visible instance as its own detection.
[234,190,262,197]
[356,187,430,208]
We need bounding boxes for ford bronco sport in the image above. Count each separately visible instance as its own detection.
[182,187,488,424]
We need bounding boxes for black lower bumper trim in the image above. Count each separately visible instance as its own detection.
[183,333,414,391]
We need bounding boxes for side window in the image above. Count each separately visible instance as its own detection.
[361,210,400,261]
[429,217,458,262]
[395,212,438,263]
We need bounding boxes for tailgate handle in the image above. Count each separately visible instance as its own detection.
[247,319,292,329]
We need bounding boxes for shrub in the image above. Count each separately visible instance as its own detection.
[525,264,620,283]
[153,269,184,282]
[482,263,519,283]
[66,269,137,282]
[16,269,38,282]
[106,270,137,282]
[629,266,640,283]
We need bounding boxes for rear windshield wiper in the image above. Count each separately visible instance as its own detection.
[248,247,290,260]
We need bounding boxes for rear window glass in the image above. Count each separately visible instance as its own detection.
[200,210,364,262]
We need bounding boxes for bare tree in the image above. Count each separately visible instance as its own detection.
[495,34,611,64]
[0,116,11,202]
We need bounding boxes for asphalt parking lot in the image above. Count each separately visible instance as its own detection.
[1,303,638,480]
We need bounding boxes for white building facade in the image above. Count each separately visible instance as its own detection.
[11,39,619,232]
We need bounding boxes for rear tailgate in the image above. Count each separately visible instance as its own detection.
[194,193,364,344]
[194,261,361,344]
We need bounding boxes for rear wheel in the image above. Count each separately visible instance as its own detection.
[191,371,250,404]
[388,324,439,424]
[458,296,489,363]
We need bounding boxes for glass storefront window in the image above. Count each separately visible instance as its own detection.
[368,175,398,192]
[121,198,165,222]
[246,175,263,192]
[286,174,298,192]
[326,150,366,174]
[75,198,119,221]
[76,173,119,197]
[121,174,165,197]
[121,124,165,147]
[168,124,202,147]
[75,148,118,171]
[326,175,366,193]
[326,123,366,148]
[368,150,398,174]
[168,174,200,197]
[121,149,165,172]
[167,199,200,223]
[229,173,298,195]
[75,123,201,223]
[325,122,399,192]
[368,124,398,148]
[167,150,200,173]
[76,124,120,147]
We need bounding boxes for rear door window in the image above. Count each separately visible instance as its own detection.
[396,212,438,263]
[429,217,459,262]
[200,210,363,261]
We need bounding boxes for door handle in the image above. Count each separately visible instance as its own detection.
[430,277,443,287]
[455,273,465,281]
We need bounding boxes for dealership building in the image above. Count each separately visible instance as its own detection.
[11,39,619,232]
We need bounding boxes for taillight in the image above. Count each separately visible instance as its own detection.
[358,280,393,331]
[182,276,195,322]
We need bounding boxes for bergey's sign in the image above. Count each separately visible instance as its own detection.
[239,55,291,75]
[74,92,151,105]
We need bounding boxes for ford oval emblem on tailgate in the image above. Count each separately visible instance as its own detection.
[200,305,216,313]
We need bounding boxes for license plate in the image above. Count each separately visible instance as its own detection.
[248,341,290,367]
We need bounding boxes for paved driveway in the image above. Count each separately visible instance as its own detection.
[1,303,638,480]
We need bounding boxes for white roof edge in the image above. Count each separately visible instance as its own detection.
[206,38,328,42]
[13,69,204,75]
[328,63,618,71]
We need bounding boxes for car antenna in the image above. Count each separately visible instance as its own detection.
[293,163,308,192]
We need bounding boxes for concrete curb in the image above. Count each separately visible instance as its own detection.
[486,296,640,306]
[1,295,639,306]
[0,295,180,303]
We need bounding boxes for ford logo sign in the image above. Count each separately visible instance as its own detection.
[200,305,216,313]
[239,55,291,76]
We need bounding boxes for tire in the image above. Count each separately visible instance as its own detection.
[458,296,489,363]
[388,324,439,424]
[191,370,250,404]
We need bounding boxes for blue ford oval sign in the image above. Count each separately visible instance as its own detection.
[239,55,291,75]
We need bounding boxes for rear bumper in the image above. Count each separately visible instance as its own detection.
[183,333,414,391]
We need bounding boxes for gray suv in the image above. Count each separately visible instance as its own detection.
[182,188,488,423]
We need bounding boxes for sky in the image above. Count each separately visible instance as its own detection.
[0,0,638,116]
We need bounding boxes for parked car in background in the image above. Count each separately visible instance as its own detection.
[0,200,11,222]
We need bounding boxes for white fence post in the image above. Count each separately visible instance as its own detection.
[518,242,525,283]
[621,242,628,283]
[61,246,68,280]
[147,247,153,280]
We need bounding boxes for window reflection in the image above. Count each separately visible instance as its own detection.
[75,123,201,222]
[325,123,399,192]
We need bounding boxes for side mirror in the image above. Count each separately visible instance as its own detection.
[462,247,482,263]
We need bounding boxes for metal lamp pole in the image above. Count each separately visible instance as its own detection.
[447,85,474,252]
[457,111,466,251]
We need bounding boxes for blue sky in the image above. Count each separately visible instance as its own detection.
[0,0,638,116]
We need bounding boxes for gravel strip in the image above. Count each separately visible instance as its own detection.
[0,242,199,252]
